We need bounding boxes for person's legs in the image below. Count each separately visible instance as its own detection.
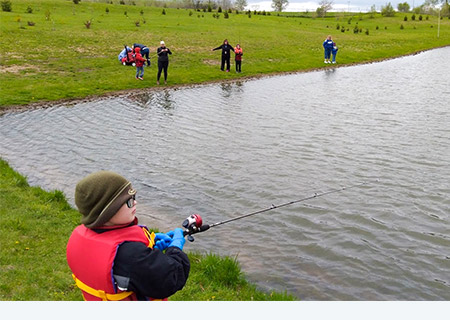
[163,61,169,82]
[220,57,225,71]
[226,58,230,72]
[142,48,150,66]
[157,61,163,84]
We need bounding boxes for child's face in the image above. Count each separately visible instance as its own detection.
[105,197,136,226]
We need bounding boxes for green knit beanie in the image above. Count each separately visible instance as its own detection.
[75,171,136,229]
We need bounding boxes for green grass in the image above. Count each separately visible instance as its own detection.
[1,0,449,107]
[0,158,294,301]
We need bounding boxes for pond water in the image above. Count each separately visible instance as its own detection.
[1,47,449,300]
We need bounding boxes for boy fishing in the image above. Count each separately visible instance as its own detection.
[66,171,190,301]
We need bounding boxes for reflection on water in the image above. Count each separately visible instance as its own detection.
[1,47,449,300]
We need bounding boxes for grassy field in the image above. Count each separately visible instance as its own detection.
[0,158,294,301]
[0,0,449,107]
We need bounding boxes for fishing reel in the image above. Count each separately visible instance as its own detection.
[182,214,209,242]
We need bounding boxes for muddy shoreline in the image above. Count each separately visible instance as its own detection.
[1,46,447,116]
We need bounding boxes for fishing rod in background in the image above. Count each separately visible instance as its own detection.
[181,180,375,242]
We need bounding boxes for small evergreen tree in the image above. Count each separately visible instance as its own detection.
[1,0,12,12]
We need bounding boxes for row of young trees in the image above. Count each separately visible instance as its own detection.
[381,0,450,17]
[10,0,444,16]
[183,0,447,16]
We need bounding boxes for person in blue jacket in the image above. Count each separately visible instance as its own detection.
[323,35,334,64]
[331,42,338,64]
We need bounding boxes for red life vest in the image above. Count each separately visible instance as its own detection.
[234,48,243,61]
[66,223,161,301]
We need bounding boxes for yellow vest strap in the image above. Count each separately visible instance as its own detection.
[72,274,134,301]
[142,229,156,249]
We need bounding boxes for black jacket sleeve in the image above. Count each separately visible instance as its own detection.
[112,242,190,299]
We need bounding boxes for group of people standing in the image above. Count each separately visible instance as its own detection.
[121,39,243,84]
[122,35,337,83]
[211,39,243,73]
[322,35,338,64]
[119,42,172,84]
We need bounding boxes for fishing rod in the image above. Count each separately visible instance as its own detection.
[182,180,373,242]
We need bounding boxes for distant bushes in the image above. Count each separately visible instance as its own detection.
[1,0,12,12]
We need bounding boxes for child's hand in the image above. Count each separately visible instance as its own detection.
[154,232,172,251]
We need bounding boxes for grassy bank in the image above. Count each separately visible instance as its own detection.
[1,0,449,107]
[0,158,294,301]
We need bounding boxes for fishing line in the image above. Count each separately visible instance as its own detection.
[182,180,376,241]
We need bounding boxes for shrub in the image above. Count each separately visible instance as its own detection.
[341,26,345,32]
[189,10,193,16]
[26,6,33,14]
[73,0,81,4]
[1,0,12,12]
[224,11,229,19]
[411,14,415,20]
[135,20,140,27]
[336,23,340,30]
[353,25,359,33]
[400,24,404,29]
[404,16,407,21]
[27,21,35,26]
[381,2,395,17]
[419,15,422,21]
[365,28,369,35]
[162,9,166,15]
[84,20,91,29]
[119,0,125,4]
[105,7,109,13]
[218,6,222,13]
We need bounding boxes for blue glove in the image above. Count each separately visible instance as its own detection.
[154,232,172,251]
[168,228,186,250]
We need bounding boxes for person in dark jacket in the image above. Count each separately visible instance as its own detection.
[66,171,190,301]
[157,41,172,85]
[212,39,234,72]
[331,42,338,64]
[133,43,151,66]
[323,35,334,64]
